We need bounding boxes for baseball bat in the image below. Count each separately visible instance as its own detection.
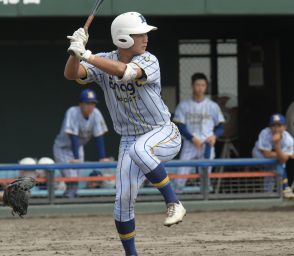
[68,0,105,56]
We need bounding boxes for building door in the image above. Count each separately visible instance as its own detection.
[178,39,239,156]
[238,39,281,156]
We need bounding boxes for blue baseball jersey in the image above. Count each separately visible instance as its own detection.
[173,97,225,142]
[54,106,108,149]
[253,127,294,158]
[78,51,171,136]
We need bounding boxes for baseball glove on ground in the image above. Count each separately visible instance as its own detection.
[3,177,36,217]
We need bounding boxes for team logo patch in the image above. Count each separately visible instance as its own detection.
[144,56,150,62]
[273,115,280,122]
[88,91,95,99]
[138,14,147,24]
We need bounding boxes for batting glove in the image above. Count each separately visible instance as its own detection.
[67,28,89,46]
[67,41,92,61]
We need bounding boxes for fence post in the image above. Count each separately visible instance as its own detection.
[200,167,209,200]
[276,164,283,198]
[47,170,55,204]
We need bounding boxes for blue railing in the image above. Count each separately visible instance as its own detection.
[0,158,280,203]
[0,158,278,171]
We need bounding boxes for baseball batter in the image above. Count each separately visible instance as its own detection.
[53,89,108,198]
[64,12,186,256]
[173,73,225,193]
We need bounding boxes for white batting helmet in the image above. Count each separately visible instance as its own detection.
[38,157,55,165]
[19,157,36,165]
[111,12,157,49]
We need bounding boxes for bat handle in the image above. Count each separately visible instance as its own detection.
[84,15,94,30]
[67,49,76,57]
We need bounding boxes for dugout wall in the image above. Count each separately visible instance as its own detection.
[0,16,294,162]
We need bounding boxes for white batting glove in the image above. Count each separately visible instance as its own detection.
[67,41,92,61]
[67,28,89,46]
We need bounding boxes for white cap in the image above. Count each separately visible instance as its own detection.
[19,157,36,165]
[38,157,55,165]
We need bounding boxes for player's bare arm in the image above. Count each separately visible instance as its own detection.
[64,56,86,80]
[261,149,277,159]
[273,142,290,163]
[271,131,290,163]
[64,28,145,80]
[65,55,143,80]
[87,54,143,78]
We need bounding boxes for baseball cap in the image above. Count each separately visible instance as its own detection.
[269,113,286,126]
[79,89,98,103]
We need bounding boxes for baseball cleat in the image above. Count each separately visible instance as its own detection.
[283,187,294,199]
[164,201,186,227]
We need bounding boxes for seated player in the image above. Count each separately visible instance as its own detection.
[173,73,225,193]
[53,89,108,198]
[252,113,294,199]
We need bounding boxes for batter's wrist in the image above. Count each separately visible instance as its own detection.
[88,54,95,63]
[81,50,92,62]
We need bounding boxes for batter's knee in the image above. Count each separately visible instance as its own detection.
[114,198,135,222]
[128,142,145,166]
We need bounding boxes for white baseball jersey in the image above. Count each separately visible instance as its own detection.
[79,51,171,136]
[53,106,108,177]
[54,106,108,149]
[173,97,224,192]
[252,127,294,158]
[173,97,225,143]
[78,50,181,222]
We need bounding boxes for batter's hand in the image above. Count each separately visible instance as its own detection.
[69,159,81,163]
[192,136,203,149]
[67,41,92,61]
[67,28,89,46]
[99,158,112,162]
[206,135,217,146]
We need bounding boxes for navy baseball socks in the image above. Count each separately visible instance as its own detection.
[145,163,186,226]
[145,163,178,204]
[115,219,137,256]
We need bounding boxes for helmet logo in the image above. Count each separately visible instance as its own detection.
[138,14,146,24]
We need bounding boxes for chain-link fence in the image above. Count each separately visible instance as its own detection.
[179,39,238,102]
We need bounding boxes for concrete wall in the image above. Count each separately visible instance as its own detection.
[2,0,294,17]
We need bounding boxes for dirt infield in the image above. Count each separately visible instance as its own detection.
[1,210,294,256]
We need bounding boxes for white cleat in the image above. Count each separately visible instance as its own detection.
[283,187,294,199]
[164,201,186,227]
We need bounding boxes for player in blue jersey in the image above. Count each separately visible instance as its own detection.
[53,89,108,198]
[252,113,294,198]
[64,12,186,256]
[173,73,225,193]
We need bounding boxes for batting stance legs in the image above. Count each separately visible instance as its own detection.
[114,123,185,255]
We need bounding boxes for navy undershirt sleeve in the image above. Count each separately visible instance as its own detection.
[94,135,106,160]
[177,123,193,141]
[214,123,225,138]
[69,134,80,159]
